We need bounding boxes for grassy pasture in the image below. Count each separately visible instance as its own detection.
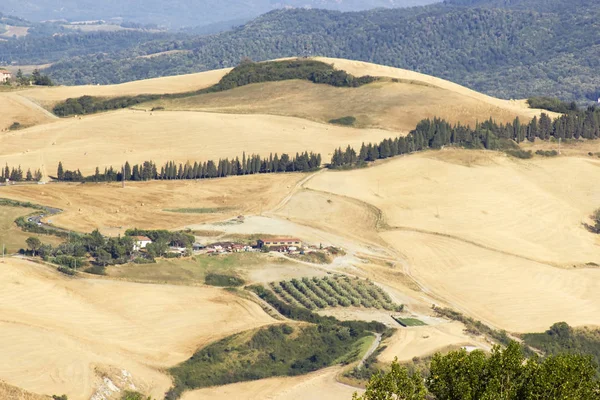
[106,252,281,285]
[393,317,427,327]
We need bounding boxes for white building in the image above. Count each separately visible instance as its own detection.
[133,236,152,251]
[0,69,11,83]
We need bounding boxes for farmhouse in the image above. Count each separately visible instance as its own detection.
[132,236,152,251]
[0,69,11,83]
[257,238,302,248]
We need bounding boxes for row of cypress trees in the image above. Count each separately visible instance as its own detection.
[56,151,322,182]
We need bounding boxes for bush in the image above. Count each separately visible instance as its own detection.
[535,149,559,157]
[8,121,22,130]
[506,149,533,159]
[329,116,356,126]
[205,273,245,287]
[57,266,76,276]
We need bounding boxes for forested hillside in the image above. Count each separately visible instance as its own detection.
[0,0,437,29]
[36,0,599,101]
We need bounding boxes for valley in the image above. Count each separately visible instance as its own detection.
[0,57,599,399]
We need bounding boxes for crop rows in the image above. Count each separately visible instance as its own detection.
[272,275,402,311]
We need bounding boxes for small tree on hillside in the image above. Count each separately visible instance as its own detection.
[26,237,42,256]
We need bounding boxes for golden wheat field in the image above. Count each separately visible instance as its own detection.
[0,258,274,399]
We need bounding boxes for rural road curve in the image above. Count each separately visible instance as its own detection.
[358,333,382,370]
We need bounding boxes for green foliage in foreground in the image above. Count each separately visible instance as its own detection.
[204,273,245,287]
[523,322,600,378]
[166,323,372,399]
[329,116,357,126]
[354,342,600,400]
[121,391,151,400]
[52,59,376,117]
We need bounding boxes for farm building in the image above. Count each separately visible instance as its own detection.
[132,236,152,251]
[257,238,302,248]
[0,69,11,83]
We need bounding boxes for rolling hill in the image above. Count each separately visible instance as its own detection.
[0,58,552,176]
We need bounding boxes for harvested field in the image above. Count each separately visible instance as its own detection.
[0,25,29,37]
[0,92,56,130]
[17,68,231,109]
[0,258,274,399]
[181,367,360,400]
[379,321,487,363]
[0,174,302,234]
[308,150,600,266]
[148,78,545,132]
[317,57,558,121]
[381,230,600,333]
[305,150,600,332]
[0,109,393,175]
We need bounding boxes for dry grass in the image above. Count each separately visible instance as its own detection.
[18,67,231,109]
[0,174,302,235]
[379,321,487,363]
[148,78,547,132]
[0,92,55,131]
[316,57,559,121]
[181,367,359,400]
[0,381,49,400]
[0,109,394,175]
[0,258,274,399]
[0,25,29,38]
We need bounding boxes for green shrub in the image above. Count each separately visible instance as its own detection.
[167,323,371,398]
[8,121,22,130]
[57,266,76,276]
[506,149,533,159]
[205,273,245,287]
[535,149,559,157]
[329,116,356,126]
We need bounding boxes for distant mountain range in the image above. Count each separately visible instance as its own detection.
[0,0,438,29]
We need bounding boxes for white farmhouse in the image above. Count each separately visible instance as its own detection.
[0,69,11,83]
[133,235,152,251]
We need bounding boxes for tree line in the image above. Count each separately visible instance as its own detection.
[56,151,321,182]
[330,107,600,169]
[25,228,195,272]
[1,164,43,183]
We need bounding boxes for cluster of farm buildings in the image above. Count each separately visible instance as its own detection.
[132,236,305,255]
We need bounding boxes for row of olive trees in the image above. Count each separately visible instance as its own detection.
[273,276,401,311]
